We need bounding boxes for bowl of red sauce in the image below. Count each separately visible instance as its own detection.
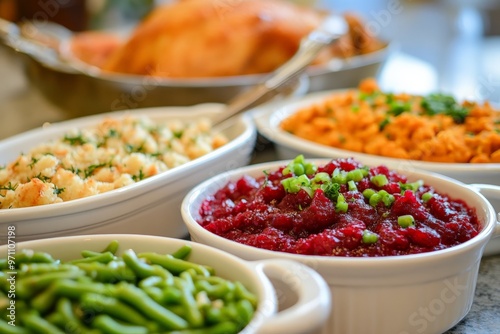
[181,155,500,334]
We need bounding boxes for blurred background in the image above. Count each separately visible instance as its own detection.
[317,0,500,104]
[1,0,499,139]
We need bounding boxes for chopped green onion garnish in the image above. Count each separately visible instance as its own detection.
[398,215,415,228]
[381,193,395,207]
[332,168,348,184]
[312,172,331,184]
[376,190,394,207]
[282,155,317,176]
[348,180,357,191]
[337,193,346,203]
[323,182,341,201]
[371,174,388,187]
[335,201,348,213]
[301,186,314,198]
[362,230,379,244]
[293,164,305,176]
[400,180,424,192]
[304,162,317,175]
[362,188,376,199]
[335,194,348,212]
[422,192,433,202]
[369,193,381,207]
[347,169,364,182]
[281,174,310,193]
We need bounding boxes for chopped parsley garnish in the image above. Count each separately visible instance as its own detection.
[387,100,411,116]
[0,182,18,193]
[83,163,107,178]
[323,182,341,202]
[28,157,39,169]
[125,142,146,153]
[63,133,88,146]
[359,91,380,104]
[53,186,65,195]
[31,173,51,182]
[132,169,146,182]
[379,117,390,130]
[421,93,469,124]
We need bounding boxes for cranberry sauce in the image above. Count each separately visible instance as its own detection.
[197,156,480,257]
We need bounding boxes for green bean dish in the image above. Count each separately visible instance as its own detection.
[0,241,258,333]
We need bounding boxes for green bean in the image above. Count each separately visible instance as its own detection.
[0,319,29,334]
[220,302,240,323]
[235,299,255,326]
[0,241,258,334]
[160,305,184,320]
[205,306,223,325]
[14,250,56,267]
[194,290,210,307]
[81,293,152,328]
[138,252,210,276]
[171,244,192,259]
[80,241,119,258]
[0,294,7,311]
[194,280,234,300]
[67,252,115,265]
[234,281,258,307]
[0,258,7,270]
[103,240,120,254]
[115,282,189,330]
[21,311,65,334]
[76,262,135,283]
[138,275,163,289]
[31,282,58,314]
[81,250,102,258]
[142,286,164,304]
[179,271,195,292]
[54,279,113,298]
[122,249,173,283]
[45,312,65,327]
[56,297,88,333]
[178,283,203,327]
[193,275,226,285]
[92,314,148,334]
[16,270,85,299]
[163,285,182,304]
[19,263,79,275]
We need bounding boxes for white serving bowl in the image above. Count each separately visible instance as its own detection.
[0,234,331,334]
[181,159,500,334]
[0,104,256,243]
[253,90,500,186]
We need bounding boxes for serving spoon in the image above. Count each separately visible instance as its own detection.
[212,14,347,125]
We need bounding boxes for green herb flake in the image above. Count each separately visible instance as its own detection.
[63,133,88,146]
[421,93,470,124]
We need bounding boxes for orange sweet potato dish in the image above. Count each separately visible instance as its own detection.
[280,79,500,163]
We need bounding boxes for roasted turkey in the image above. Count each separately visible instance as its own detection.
[72,0,384,78]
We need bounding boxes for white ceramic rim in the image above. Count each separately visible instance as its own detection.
[0,104,255,220]
[253,90,500,174]
[181,159,498,268]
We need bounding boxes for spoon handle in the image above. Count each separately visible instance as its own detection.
[212,15,348,125]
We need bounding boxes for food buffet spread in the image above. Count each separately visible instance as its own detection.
[0,0,499,333]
